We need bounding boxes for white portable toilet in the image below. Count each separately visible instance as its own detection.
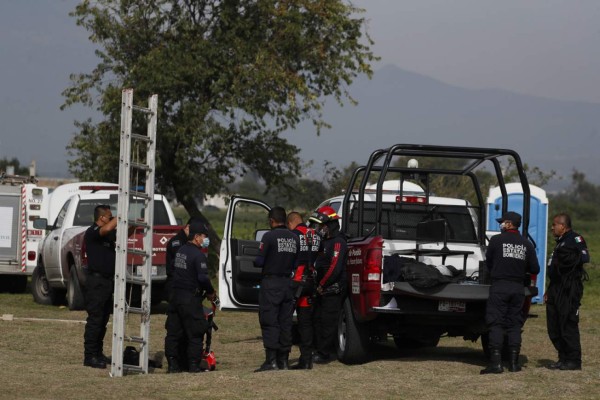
[486,183,549,304]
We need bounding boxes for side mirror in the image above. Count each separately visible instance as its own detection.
[33,218,48,230]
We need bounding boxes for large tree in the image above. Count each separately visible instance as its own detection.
[62,0,376,250]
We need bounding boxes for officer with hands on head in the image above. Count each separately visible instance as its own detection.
[254,206,300,372]
[545,213,590,371]
[287,211,320,370]
[308,206,347,365]
[82,204,119,369]
[164,221,215,373]
[480,211,540,375]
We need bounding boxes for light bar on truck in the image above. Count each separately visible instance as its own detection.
[79,185,119,191]
[396,195,427,203]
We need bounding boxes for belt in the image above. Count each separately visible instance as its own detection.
[263,273,290,278]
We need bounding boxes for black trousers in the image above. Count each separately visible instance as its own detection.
[296,297,314,360]
[164,292,209,366]
[313,292,343,357]
[485,280,525,350]
[83,273,113,358]
[546,282,583,364]
[258,276,294,351]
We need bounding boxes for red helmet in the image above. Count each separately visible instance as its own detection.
[309,206,339,224]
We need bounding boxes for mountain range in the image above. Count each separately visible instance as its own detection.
[285,64,600,189]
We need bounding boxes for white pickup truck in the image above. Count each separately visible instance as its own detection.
[31,182,180,310]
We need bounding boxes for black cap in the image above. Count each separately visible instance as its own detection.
[188,221,209,237]
[496,211,521,227]
[186,216,204,226]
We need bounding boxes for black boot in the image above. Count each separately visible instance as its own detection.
[276,350,289,370]
[507,348,521,372]
[254,349,279,372]
[291,355,313,370]
[480,348,503,375]
[167,357,181,373]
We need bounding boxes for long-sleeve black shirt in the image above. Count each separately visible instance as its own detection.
[548,229,590,284]
[255,225,299,276]
[315,233,347,289]
[485,229,540,283]
[171,242,214,295]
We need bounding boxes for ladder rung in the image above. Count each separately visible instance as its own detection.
[128,277,149,286]
[131,133,153,143]
[126,306,146,315]
[130,190,151,200]
[130,162,151,171]
[128,248,150,257]
[126,336,147,344]
[131,104,154,115]
[128,219,150,229]
[123,364,145,373]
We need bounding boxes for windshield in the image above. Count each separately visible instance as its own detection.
[72,198,172,226]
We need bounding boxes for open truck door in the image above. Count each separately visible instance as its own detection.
[219,196,271,310]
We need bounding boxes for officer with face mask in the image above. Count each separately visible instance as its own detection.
[308,206,347,364]
[481,211,540,374]
[164,221,215,373]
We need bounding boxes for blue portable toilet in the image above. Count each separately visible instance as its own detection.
[486,183,548,304]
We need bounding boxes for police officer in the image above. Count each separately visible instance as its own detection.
[481,211,540,374]
[164,221,215,373]
[164,216,204,370]
[165,216,204,301]
[287,211,320,370]
[82,205,118,369]
[254,206,299,372]
[545,213,590,371]
[309,206,347,364]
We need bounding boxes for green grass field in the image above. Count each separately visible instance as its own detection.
[1,207,597,399]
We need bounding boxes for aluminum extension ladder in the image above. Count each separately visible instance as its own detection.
[111,89,158,377]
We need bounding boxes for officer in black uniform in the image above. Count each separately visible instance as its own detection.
[164,221,215,373]
[309,206,347,365]
[481,211,540,374]
[254,206,299,372]
[545,213,590,371]
[165,216,204,301]
[82,205,118,369]
[287,211,320,369]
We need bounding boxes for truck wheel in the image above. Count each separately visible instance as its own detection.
[32,266,64,305]
[337,297,369,364]
[67,265,85,311]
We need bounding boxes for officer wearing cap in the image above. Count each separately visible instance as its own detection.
[164,221,215,373]
[165,216,205,302]
[545,213,590,371]
[254,206,299,372]
[480,211,540,374]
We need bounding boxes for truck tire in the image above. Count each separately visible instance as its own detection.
[337,297,370,364]
[67,265,85,311]
[32,266,64,305]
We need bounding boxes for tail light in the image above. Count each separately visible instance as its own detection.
[397,195,426,203]
[28,251,36,261]
[365,248,382,281]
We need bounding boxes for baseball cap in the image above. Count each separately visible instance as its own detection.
[496,211,521,227]
[188,221,209,237]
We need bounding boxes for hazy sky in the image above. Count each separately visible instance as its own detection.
[1,0,599,176]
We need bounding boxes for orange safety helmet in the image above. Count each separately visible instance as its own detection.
[308,206,339,225]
